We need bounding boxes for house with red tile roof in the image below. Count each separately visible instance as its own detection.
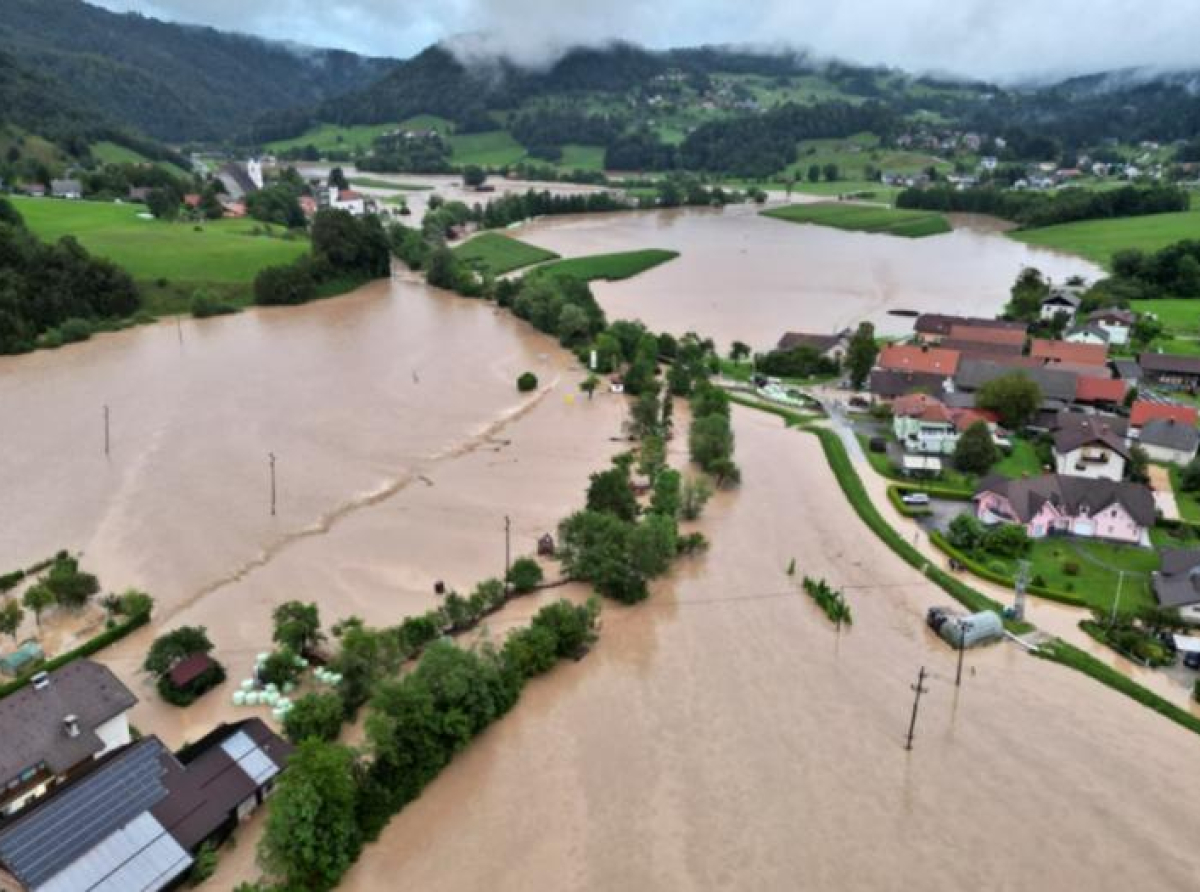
[1030,339,1108,367]
[1074,376,1128,406]
[878,344,960,377]
[1129,400,1199,429]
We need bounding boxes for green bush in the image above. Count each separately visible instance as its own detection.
[283,692,346,744]
[1062,561,1080,576]
[188,842,218,887]
[506,557,544,594]
[190,291,238,318]
[58,318,94,344]
[517,371,538,392]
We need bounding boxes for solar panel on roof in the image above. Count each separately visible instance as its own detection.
[38,812,192,892]
[0,741,168,888]
[220,730,279,786]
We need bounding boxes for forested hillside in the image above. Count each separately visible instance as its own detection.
[0,0,395,141]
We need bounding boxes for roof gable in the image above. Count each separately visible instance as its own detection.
[878,344,960,376]
[1030,339,1108,367]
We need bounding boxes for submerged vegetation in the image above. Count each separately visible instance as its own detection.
[762,202,951,238]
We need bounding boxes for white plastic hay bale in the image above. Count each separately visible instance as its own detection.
[233,691,246,706]
[293,655,305,667]
[256,652,269,663]
[240,679,255,691]
[245,691,260,706]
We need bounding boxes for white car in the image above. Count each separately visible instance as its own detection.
[900,492,930,506]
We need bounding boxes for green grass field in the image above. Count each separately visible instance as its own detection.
[398,114,453,135]
[266,122,396,155]
[349,177,434,191]
[453,233,559,276]
[11,198,308,285]
[535,249,680,282]
[762,202,951,238]
[90,141,189,179]
[448,130,527,167]
[1010,209,1200,269]
[992,438,1045,478]
[557,144,606,171]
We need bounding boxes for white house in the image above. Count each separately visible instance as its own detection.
[891,393,1000,456]
[49,179,82,200]
[1052,418,1129,481]
[1064,323,1109,346]
[246,158,265,190]
[1040,287,1082,322]
[1088,309,1135,346]
[1137,419,1200,466]
[327,187,367,216]
[979,156,998,171]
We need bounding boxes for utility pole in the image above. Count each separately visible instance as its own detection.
[504,515,511,585]
[103,405,110,457]
[176,315,183,346]
[1013,559,1031,622]
[905,666,929,751]
[955,619,973,687]
[1109,570,1125,627]
[268,452,277,517]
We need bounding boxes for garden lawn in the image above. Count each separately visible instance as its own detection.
[992,438,1045,478]
[1010,209,1200,269]
[762,202,951,238]
[534,249,679,282]
[11,198,308,286]
[988,538,1158,614]
[453,233,559,276]
[1129,298,1200,335]
[856,435,976,492]
[557,144,606,171]
[1168,466,1200,523]
[448,130,526,167]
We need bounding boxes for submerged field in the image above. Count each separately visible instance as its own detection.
[534,249,680,281]
[453,232,560,275]
[762,202,952,238]
[1011,208,1200,268]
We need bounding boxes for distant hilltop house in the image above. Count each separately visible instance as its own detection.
[775,329,852,363]
[326,186,367,216]
[1039,287,1083,322]
[49,179,82,200]
[18,184,46,198]
[216,159,264,200]
[0,660,136,819]
[0,718,290,892]
[974,473,1154,547]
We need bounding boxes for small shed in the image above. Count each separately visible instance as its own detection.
[0,639,44,677]
[168,653,218,689]
[937,611,1004,649]
[537,534,556,557]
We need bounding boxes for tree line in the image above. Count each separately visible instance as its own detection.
[0,199,140,354]
[896,184,1189,229]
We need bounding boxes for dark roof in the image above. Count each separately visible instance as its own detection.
[1042,291,1081,308]
[1139,419,1200,453]
[868,369,947,399]
[913,314,1027,337]
[1153,549,1200,608]
[1065,323,1110,343]
[0,738,173,889]
[1052,417,1129,458]
[946,323,1027,348]
[0,660,137,785]
[1139,352,1200,376]
[776,331,846,353]
[954,359,1078,403]
[1055,410,1129,439]
[940,339,1024,358]
[155,719,292,850]
[168,653,217,689]
[1089,308,1136,326]
[1112,359,1142,382]
[975,474,1156,527]
[218,163,257,196]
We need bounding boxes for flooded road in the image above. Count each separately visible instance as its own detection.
[514,205,1101,349]
[339,407,1200,892]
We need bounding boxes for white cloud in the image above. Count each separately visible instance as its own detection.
[92,0,1200,81]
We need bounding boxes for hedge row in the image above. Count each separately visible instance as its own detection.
[0,554,58,594]
[927,532,1087,609]
[0,608,152,700]
[891,483,973,502]
[1032,638,1200,737]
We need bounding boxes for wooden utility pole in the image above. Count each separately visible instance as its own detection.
[268,452,277,517]
[504,515,511,585]
[905,666,929,751]
[176,315,183,345]
[103,405,110,457]
[955,620,973,687]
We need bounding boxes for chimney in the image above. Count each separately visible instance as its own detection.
[64,715,80,738]
[32,671,50,691]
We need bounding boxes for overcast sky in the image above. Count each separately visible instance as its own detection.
[94,0,1200,81]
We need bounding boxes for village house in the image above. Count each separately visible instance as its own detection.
[0,661,136,818]
[1052,417,1129,481]
[18,184,45,198]
[1063,323,1110,346]
[1029,338,1108,368]
[1152,550,1200,622]
[1072,375,1127,410]
[1137,419,1200,466]
[877,344,960,377]
[891,393,999,455]
[1129,399,1199,431]
[0,719,290,892]
[775,329,852,363]
[216,159,263,200]
[48,180,82,200]
[1039,289,1082,322]
[974,473,1155,546]
[1138,353,1200,391]
[1088,308,1135,346]
[912,314,1026,344]
[952,359,1078,414]
[867,369,948,402]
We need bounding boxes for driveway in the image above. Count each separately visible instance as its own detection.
[1148,465,1180,521]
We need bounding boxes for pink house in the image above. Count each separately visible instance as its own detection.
[974,474,1154,547]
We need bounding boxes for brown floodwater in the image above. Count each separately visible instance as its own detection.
[514,204,1101,349]
[2,218,1196,891]
[337,407,1200,892]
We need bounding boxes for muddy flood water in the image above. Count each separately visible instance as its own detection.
[0,217,1196,891]
[514,204,1101,348]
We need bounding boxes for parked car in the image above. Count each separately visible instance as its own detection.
[868,436,888,453]
[901,492,930,506]
[1184,651,1200,671]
